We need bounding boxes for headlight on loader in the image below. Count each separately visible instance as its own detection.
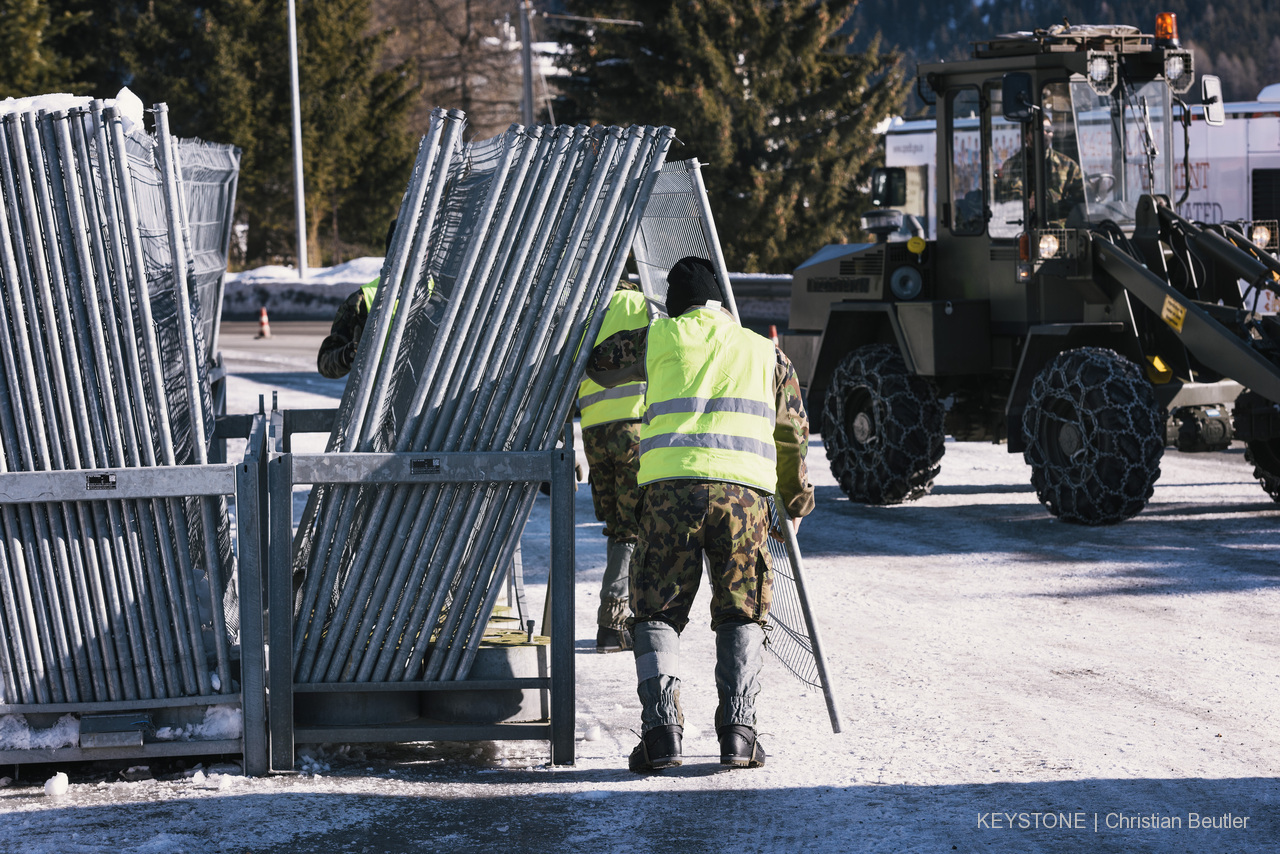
[1038,233,1061,259]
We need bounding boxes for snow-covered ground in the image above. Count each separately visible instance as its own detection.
[1,313,1277,853]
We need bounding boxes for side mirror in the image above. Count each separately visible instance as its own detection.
[1201,75,1225,127]
[871,168,907,208]
[1002,72,1036,123]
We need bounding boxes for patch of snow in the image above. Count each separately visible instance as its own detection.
[153,705,242,742]
[0,86,144,135]
[223,258,384,318]
[43,772,69,798]
[0,714,78,750]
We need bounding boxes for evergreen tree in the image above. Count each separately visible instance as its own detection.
[555,1,909,272]
[0,0,85,97]
[41,0,417,268]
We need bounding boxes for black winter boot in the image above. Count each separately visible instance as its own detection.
[596,625,632,652]
[628,724,683,773]
[718,724,766,768]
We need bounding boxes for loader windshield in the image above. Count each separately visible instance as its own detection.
[1069,79,1172,227]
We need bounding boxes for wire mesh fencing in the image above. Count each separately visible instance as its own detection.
[289,112,675,686]
[0,95,237,706]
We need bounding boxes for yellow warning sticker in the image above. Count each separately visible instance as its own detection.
[1161,295,1186,333]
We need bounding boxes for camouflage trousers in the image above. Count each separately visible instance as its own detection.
[630,480,773,633]
[582,421,642,542]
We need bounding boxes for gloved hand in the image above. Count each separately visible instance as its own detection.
[338,340,358,371]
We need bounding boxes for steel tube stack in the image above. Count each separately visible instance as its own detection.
[291,113,674,686]
[0,95,236,706]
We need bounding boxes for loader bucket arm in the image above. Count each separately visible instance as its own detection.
[1092,239,1280,405]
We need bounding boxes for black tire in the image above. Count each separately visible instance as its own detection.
[1022,347,1164,525]
[1231,390,1280,502]
[822,344,945,504]
[1244,440,1280,502]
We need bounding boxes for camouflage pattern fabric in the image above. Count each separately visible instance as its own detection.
[582,420,643,542]
[630,480,773,633]
[317,288,370,378]
[994,148,1084,225]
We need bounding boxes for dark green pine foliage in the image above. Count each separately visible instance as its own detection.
[0,0,86,97]
[555,1,909,272]
[38,0,417,268]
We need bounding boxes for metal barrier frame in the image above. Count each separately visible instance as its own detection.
[0,413,268,775]
[266,408,576,770]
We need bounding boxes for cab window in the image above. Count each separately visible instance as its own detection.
[988,83,1025,239]
[949,88,984,235]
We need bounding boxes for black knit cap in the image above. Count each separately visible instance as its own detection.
[664,256,720,317]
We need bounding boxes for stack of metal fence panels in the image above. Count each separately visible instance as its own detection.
[0,94,237,716]
[291,111,674,688]
[175,137,241,362]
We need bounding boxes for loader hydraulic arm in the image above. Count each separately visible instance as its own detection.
[1090,197,1280,405]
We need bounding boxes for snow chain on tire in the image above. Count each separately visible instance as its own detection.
[1022,347,1164,525]
[822,344,946,505]
[1231,390,1280,502]
[1244,442,1280,502]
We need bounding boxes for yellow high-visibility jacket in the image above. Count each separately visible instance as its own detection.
[638,306,778,494]
[577,288,649,428]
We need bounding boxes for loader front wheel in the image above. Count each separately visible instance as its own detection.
[1022,347,1164,525]
[1244,440,1280,502]
[822,344,945,505]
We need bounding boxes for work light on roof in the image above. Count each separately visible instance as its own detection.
[1085,51,1116,95]
[1164,49,1194,94]
[1251,224,1272,248]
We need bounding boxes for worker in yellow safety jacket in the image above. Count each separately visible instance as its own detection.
[576,280,651,652]
[317,278,381,378]
[587,256,814,773]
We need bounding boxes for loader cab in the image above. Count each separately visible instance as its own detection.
[917,25,1183,329]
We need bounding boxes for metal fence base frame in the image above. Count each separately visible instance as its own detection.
[267,409,575,771]
[0,414,267,773]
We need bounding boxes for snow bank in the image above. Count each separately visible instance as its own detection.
[223,257,383,319]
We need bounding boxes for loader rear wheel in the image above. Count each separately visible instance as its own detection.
[822,344,945,505]
[1022,347,1164,525]
[1244,440,1280,502]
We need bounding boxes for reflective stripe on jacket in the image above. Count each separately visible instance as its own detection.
[638,307,778,493]
[578,289,649,428]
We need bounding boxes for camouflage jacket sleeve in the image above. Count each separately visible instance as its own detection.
[586,327,649,388]
[317,289,369,379]
[774,346,815,518]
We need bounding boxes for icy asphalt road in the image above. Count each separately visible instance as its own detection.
[1,322,1276,853]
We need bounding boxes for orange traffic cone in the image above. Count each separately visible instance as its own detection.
[768,324,779,347]
[255,306,272,339]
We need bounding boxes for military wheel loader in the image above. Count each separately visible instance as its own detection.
[783,16,1280,524]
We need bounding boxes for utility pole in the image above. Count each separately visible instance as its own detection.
[287,0,308,278]
[519,1,534,127]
